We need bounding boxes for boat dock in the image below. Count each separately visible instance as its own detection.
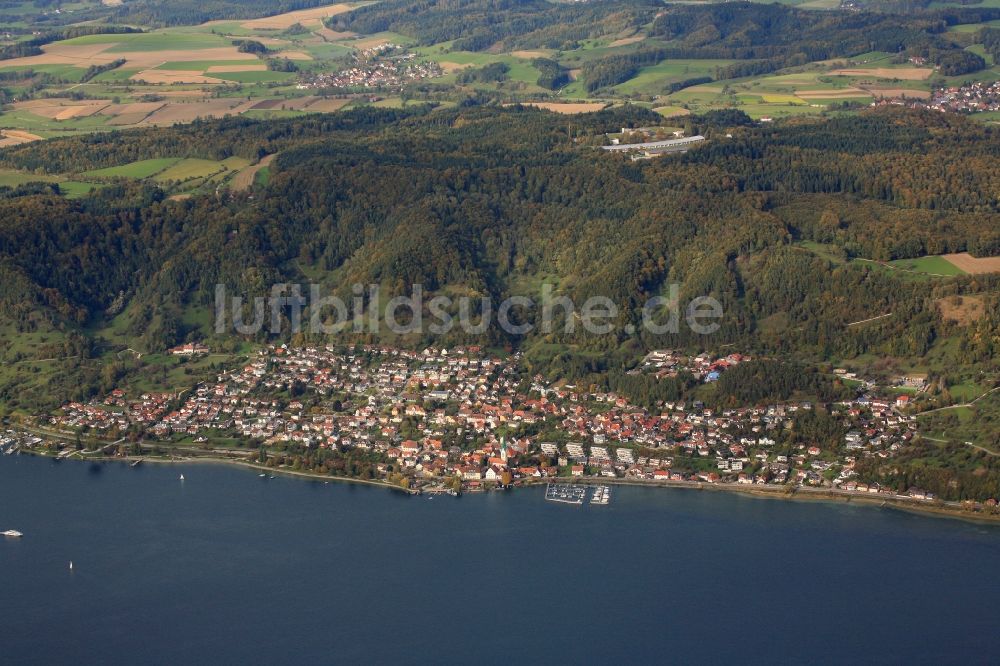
[545,483,586,505]
[590,486,611,505]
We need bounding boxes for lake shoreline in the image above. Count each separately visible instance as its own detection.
[18,448,1000,525]
[534,474,1000,525]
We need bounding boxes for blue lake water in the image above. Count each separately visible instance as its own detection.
[2,454,999,665]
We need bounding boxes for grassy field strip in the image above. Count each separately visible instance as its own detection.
[81,157,182,180]
[886,255,968,276]
[854,256,966,277]
[231,153,277,191]
[0,167,104,198]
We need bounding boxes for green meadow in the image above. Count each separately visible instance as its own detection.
[888,256,967,276]
[300,41,354,60]
[153,158,233,183]
[0,169,103,198]
[100,32,232,52]
[59,181,105,198]
[0,169,60,187]
[91,68,142,83]
[82,158,182,179]
[948,19,1000,33]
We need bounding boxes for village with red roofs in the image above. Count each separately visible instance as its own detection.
[6,342,987,512]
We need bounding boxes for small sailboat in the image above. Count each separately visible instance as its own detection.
[69,561,73,571]
[179,474,185,481]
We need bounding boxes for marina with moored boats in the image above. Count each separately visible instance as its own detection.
[591,486,610,505]
[545,483,612,506]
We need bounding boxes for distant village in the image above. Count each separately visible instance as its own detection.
[874,80,1000,115]
[16,343,987,508]
[299,44,443,91]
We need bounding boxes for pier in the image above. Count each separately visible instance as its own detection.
[590,486,611,505]
[544,483,586,505]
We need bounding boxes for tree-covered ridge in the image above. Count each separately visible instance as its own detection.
[650,2,970,59]
[681,113,1000,213]
[332,0,659,51]
[109,0,343,27]
[333,0,1000,67]
[0,106,427,173]
[334,0,988,58]
[0,106,997,373]
[567,1,997,91]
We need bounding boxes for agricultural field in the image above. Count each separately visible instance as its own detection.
[238,3,354,29]
[653,105,691,118]
[653,53,943,116]
[77,155,261,193]
[3,0,1000,137]
[0,2,378,137]
[231,154,276,192]
[0,128,43,146]
[888,256,969,277]
[82,157,181,179]
[154,157,250,183]
[514,102,608,114]
[940,253,1000,275]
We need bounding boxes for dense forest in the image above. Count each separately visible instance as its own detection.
[332,0,658,51]
[581,2,998,90]
[109,0,340,27]
[337,0,1000,93]
[647,2,1000,58]
[981,26,1000,61]
[531,57,570,90]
